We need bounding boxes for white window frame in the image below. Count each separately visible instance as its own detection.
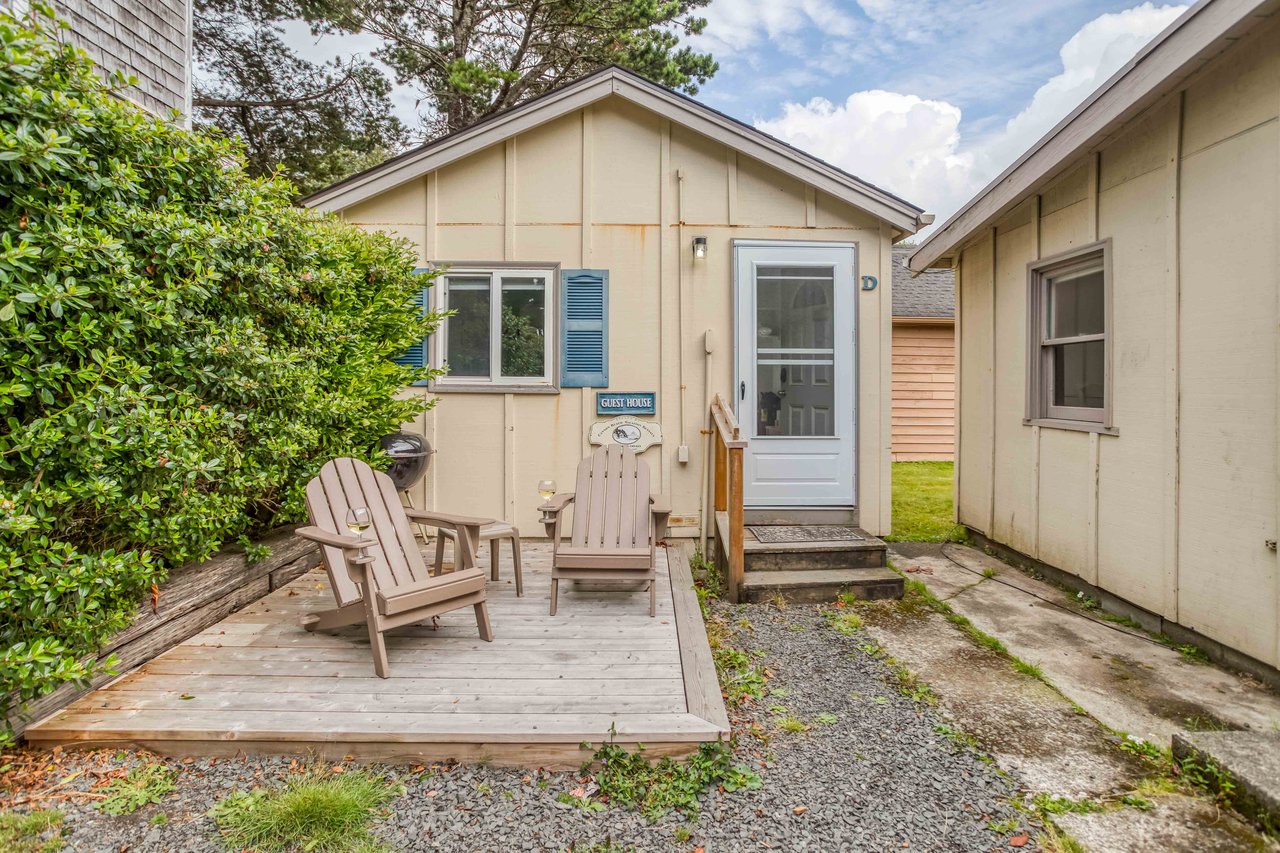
[1025,240,1115,434]
[436,265,556,388]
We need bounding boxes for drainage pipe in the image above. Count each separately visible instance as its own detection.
[699,329,715,558]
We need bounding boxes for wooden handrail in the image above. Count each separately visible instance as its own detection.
[709,393,746,602]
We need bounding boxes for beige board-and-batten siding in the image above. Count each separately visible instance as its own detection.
[333,96,901,537]
[891,321,955,461]
[58,0,192,120]
[950,12,1280,669]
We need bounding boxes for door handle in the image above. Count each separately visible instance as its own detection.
[740,380,746,401]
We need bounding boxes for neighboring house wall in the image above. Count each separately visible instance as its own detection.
[891,321,954,461]
[952,14,1280,668]
[338,96,899,537]
[59,0,191,120]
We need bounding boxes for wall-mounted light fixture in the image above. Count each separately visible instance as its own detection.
[692,236,707,260]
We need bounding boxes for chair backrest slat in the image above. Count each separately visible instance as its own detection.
[570,446,650,550]
[306,458,430,605]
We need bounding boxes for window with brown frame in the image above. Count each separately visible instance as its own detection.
[1026,241,1112,430]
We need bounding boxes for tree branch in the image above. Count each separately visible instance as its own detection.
[193,69,355,110]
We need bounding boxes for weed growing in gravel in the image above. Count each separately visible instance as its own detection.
[211,768,403,852]
[558,791,607,813]
[583,739,761,822]
[986,816,1019,834]
[775,714,810,734]
[0,809,64,853]
[565,840,636,853]
[673,825,693,843]
[1176,752,1237,806]
[981,567,998,579]
[1118,793,1155,811]
[852,632,938,705]
[149,813,168,826]
[712,646,768,706]
[825,610,864,636]
[934,723,981,751]
[816,712,839,725]
[98,763,176,816]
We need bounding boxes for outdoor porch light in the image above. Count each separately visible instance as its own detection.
[692,236,707,259]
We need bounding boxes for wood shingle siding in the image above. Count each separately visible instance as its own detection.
[891,322,955,461]
[59,0,191,119]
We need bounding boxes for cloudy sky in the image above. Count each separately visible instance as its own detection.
[287,0,1189,231]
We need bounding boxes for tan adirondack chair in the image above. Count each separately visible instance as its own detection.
[541,446,670,617]
[297,458,494,677]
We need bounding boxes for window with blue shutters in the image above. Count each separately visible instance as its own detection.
[560,269,608,388]
[394,269,431,386]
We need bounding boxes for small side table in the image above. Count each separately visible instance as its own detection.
[436,521,524,597]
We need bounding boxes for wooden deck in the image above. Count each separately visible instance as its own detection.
[24,542,728,767]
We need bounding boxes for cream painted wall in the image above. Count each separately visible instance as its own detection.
[952,16,1280,668]
[338,95,897,539]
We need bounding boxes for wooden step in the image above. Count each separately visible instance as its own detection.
[744,507,859,526]
[741,568,904,604]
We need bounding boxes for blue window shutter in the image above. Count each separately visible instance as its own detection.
[560,269,608,388]
[395,269,431,386]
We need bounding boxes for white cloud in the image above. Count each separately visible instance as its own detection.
[756,91,978,219]
[692,0,859,58]
[754,2,1188,231]
[975,2,1187,176]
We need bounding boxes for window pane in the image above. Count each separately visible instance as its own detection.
[755,268,834,350]
[1049,267,1104,338]
[1052,340,1104,409]
[446,277,491,378]
[500,276,546,378]
[755,363,835,437]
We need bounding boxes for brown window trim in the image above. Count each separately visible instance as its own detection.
[1025,239,1114,434]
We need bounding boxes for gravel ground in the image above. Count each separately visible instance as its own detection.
[3,600,1029,852]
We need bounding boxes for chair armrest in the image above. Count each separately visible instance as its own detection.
[296,526,375,551]
[404,508,494,528]
[648,495,671,543]
[540,493,575,540]
[541,493,575,515]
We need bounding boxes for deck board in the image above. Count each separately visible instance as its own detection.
[25,541,728,767]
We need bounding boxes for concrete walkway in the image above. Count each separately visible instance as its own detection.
[853,542,1280,852]
[890,543,1280,744]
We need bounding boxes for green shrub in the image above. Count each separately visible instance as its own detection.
[0,8,441,732]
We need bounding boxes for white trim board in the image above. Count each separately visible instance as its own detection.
[302,67,927,234]
[909,0,1280,272]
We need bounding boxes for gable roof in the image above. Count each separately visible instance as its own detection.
[909,0,1279,273]
[301,66,927,234]
[892,247,953,319]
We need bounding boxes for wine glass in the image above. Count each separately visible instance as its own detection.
[345,507,372,557]
[537,480,557,504]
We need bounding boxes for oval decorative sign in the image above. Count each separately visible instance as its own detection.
[589,416,663,452]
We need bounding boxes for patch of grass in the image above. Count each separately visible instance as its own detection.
[1118,735,1171,765]
[0,810,64,853]
[149,813,168,826]
[1184,714,1230,732]
[210,767,403,852]
[673,825,693,843]
[886,462,967,543]
[1012,658,1045,679]
[934,723,981,751]
[98,763,176,816]
[1119,793,1155,811]
[825,610,864,636]
[584,739,761,822]
[1032,793,1104,815]
[1036,822,1087,853]
[981,566,998,579]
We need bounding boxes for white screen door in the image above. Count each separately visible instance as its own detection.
[735,243,856,506]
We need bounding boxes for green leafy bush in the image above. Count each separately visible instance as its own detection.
[0,8,440,732]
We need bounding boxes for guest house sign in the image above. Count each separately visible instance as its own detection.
[596,392,656,416]
[589,416,663,452]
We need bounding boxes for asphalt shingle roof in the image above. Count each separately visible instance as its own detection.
[892,246,954,319]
